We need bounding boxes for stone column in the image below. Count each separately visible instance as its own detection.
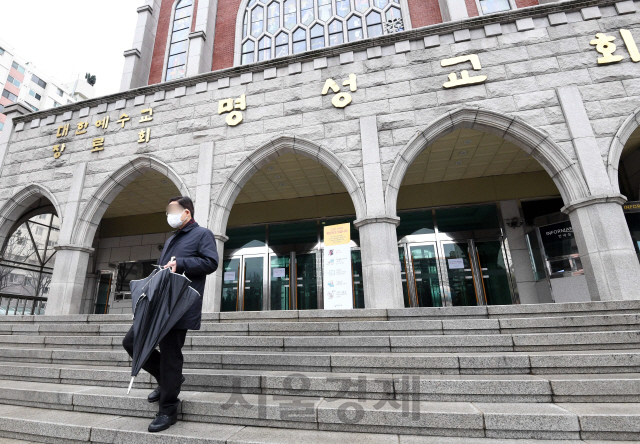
[46,163,93,315]
[202,234,228,312]
[186,0,219,77]
[500,200,539,304]
[194,141,220,312]
[120,1,161,91]
[557,85,640,301]
[355,116,404,309]
[438,0,469,21]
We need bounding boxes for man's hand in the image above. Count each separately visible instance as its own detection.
[164,259,177,272]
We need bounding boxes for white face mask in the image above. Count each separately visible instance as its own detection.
[167,210,185,229]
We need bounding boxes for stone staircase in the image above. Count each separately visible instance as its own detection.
[0,301,639,443]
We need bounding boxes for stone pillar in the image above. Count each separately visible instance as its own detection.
[47,246,94,315]
[202,234,228,312]
[186,0,219,77]
[500,200,539,304]
[557,85,640,301]
[0,103,31,174]
[195,141,220,312]
[438,0,469,21]
[355,116,404,309]
[120,1,161,91]
[47,163,92,315]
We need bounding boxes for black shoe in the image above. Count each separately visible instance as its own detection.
[148,412,177,432]
[147,375,186,403]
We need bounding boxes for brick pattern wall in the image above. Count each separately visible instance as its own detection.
[407,0,443,27]
[192,0,199,31]
[465,0,479,17]
[211,0,243,71]
[515,0,539,8]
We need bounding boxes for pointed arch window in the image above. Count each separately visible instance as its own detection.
[239,0,406,65]
[166,0,194,81]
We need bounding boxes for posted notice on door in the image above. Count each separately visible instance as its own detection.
[323,223,353,310]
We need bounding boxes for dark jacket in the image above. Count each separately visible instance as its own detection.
[157,220,218,330]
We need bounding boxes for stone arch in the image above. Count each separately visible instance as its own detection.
[209,135,367,235]
[606,106,640,194]
[384,107,590,216]
[0,183,62,250]
[72,156,191,248]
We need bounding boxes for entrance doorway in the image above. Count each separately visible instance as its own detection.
[398,205,516,307]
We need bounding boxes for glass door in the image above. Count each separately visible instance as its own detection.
[221,258,241,311]
[242,255,265,311]
[406,243,443,307]
[441,241,479,306]
[475,240,515,306]
[93,271,113,314]
[270,254,292,310]
[295,253,318,310]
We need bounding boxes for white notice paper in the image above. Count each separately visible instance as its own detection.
[273,267,286,278]
[223,271,236,281]
[448,258,464,269]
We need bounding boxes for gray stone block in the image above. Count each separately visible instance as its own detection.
[288,62,302,74]
[285,336,390,352]
[388,306,487,321]
[548,12,568,25]
[484,24,502,37]
[196,82,208,94]
[227,426,398,444]
[318,399,484,437]
[134,95,145,105]
[340,52,354,64]
[175,86,187,97]
[615,0,636,14]
[516,18,535,31]
[221,352,330,372]
[314,57,328,69]
[299,309,387,322]
[220,311,298,323]
[559,402,640,440]
[338,320,442,336]
[394,375,552,403]
[423,35,440,48]
[367,46,382,59]
[581,6,602,20]
[453,30,470,43]
[390,334,512,353]
[191,336,284,351]
[548,374,640,402]
[477,402,580,440]
[529,351,640,374]
[459,355,531,375]
[442,319,500,335]
[249,321,338,336]
[331,354,459,374]
[395,41,411,54]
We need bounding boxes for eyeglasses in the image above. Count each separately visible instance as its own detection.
[165,205,185,216]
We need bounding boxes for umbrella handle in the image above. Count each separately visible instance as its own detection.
[127,376,135,394]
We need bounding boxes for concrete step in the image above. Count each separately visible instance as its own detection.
[1,300,639,326]
[0,382,638,440]
[2,330,640,353]
[0,362,638,403]
[1,346,639,374]
[2,314,640,337]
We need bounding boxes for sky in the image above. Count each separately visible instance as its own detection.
[0,0,145,97]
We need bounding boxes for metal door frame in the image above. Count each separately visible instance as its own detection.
[403,241,444,308]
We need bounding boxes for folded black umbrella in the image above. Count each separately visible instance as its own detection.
[127,264,201,394]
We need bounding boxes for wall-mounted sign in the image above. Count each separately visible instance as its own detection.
[273,267,286,278]
[448,258,464,269]
[623,201,640,213]
[323,223,353,310]
[223,271,236,281]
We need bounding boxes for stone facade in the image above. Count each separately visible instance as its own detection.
[0,0,640,315]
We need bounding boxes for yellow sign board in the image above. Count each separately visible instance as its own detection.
[323,223,350,247]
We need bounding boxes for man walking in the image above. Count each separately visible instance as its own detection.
[122,196,218,432]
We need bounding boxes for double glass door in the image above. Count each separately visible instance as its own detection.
[221,254,266,311]
[401,238,514,307]
[270,252,318,310]
[222,252,319,311]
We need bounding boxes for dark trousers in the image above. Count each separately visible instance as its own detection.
[122,325,187,416]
